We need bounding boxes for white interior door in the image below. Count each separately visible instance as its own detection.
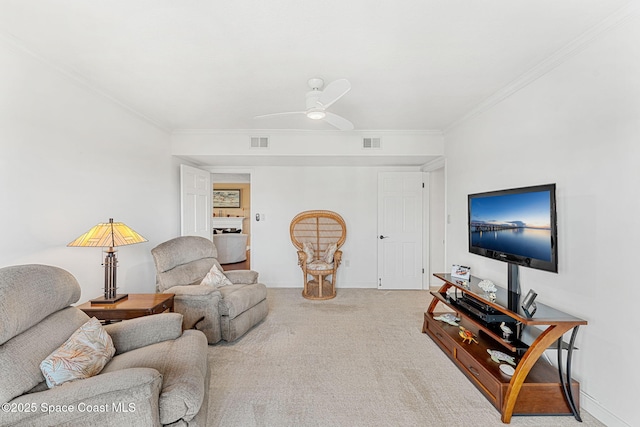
[180,164,211,238]
[377,172,424,289]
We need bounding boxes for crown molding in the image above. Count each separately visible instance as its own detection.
[421,157,446,172]
[172,128,443,136]
[444,2,640,134]
[0,31,170,134]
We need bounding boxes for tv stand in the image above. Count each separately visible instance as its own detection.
[423,273,587,423]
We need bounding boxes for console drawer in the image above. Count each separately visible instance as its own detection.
[424,314,455,354]
[455,347,500,406]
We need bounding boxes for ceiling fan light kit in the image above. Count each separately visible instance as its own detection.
[256,77,354,130]
[306,109,326,120]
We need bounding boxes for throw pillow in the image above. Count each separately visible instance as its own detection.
[303,242,315,263]
[40,317,115,388]
[323,242,338,263]
[201,264,233,287]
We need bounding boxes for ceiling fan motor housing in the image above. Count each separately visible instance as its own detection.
[307,78,324,90]
[305,90,323,110]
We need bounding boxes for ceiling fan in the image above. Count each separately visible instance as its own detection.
[255,78,354,131]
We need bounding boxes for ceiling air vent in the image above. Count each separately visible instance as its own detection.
[250,136,269,148]
[362,137,381,149]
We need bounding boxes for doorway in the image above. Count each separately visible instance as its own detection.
[377,171,424,290]
[212,173,251,270]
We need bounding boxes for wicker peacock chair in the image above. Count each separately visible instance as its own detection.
[290,210,347,300]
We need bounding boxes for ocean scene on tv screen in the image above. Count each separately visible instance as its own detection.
[470,190,552,261]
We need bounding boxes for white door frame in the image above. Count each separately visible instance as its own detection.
[377,171,425,290]
[422,157,447,288]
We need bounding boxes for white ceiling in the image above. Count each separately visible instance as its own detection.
[0,1,631,135]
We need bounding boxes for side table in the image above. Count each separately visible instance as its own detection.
[77,293,174,323]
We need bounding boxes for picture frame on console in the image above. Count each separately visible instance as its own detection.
[451,264,471,281]
[521,289,538,316]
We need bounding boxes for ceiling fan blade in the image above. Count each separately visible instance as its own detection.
[317,79,351,109]
[254,111,305,119]
[324,112,354,131]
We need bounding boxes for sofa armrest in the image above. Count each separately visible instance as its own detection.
[224,269,259,284]
[164,284,222,297]
[0,368,162,426]
[104,312,183,355]
[161,285,223,344]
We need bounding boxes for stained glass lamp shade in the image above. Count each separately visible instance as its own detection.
[68,218,147,304]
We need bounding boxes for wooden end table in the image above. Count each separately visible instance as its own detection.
[77,293,174,323]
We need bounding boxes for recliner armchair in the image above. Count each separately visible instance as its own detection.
[151,236,268,344]
[0,264,209,427]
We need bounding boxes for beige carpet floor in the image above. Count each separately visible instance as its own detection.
[206,288,604,427]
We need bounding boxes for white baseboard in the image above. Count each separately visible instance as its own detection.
[581,390,631,427]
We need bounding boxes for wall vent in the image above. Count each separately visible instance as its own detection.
[362,137,381,149]
[250,136,269,148]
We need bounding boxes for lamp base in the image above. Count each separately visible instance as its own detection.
[90,293,129,305]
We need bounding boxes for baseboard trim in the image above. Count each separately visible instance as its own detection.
[581,391,631,427]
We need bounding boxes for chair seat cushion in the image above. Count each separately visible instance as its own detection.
[218,283,268,319]
[307,261,334,272]
[101,330,208,425]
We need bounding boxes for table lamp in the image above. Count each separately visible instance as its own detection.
[68,218,147,304]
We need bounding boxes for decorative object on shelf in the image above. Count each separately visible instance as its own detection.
[458,326,478,344]
[453,278,469,288]
[499,321,513,342]
[478,279,497,293]
[487,349,516,366]
[213,189,241,208]
[499,364,516,377]
[521,289,538,316]
[68,218,147,304]
[451,264,471,280]
[434,313,460,326]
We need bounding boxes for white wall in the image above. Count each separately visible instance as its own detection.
[444,14,639,427]
[0,39,179,302]
[247,165,423,288]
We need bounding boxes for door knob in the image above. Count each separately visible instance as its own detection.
[379,235,389,239]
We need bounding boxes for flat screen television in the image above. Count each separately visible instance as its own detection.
[468,183,558,275]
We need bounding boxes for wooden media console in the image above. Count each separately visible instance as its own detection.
[423,273,587,423]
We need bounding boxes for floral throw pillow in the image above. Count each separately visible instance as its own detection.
[303,242,315,263]
[40,317,115,388]
[323,243,338,263]
[201,264,233,287]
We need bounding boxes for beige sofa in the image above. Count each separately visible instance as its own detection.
[0,264,210,427]
[212,233,248,264]
[151,236,267,344]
